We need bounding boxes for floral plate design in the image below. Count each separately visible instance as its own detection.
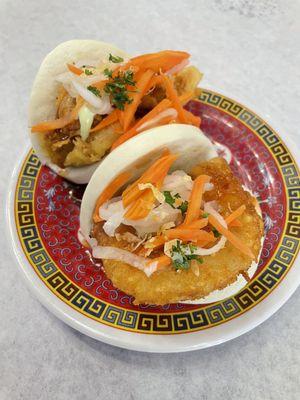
[8,90,300,352]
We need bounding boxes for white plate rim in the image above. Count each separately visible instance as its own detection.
[6,144,300,353]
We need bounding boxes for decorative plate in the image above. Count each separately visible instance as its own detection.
[7,90,300,352]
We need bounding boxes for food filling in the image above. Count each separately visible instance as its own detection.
[31,51,203,168]
[89,153,258,278]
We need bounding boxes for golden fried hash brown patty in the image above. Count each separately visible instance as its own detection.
[93,157,264,305]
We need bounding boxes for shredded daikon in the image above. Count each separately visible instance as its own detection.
[191,202,227,256]
[99,198,180,237]
[72,81,105,110]
[56,66,113,113]
[162,170,193,201]
[92,246,158,277]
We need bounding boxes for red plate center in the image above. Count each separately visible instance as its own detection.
[33,99,286,313]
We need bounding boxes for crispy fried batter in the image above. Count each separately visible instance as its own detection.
[93,158,263,305]
[64,124,120,167]
[139,66,202,114]
[174,66,203,96]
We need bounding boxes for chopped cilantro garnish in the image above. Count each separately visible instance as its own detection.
[103,70,136,110]
[202,212,209,218]
[121,70,136,86]
[178,200,188,215]
[212,227,221,238]
[87,86,101,97]
[163,191,175,207]
[163,191,188,215]
[84,69,93,75]
[104,68,113,78]
[109,53,124,63]
[189,244,197,252]
[170,241,203,271]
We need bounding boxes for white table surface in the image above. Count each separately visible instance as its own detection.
[1,0,299,399]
